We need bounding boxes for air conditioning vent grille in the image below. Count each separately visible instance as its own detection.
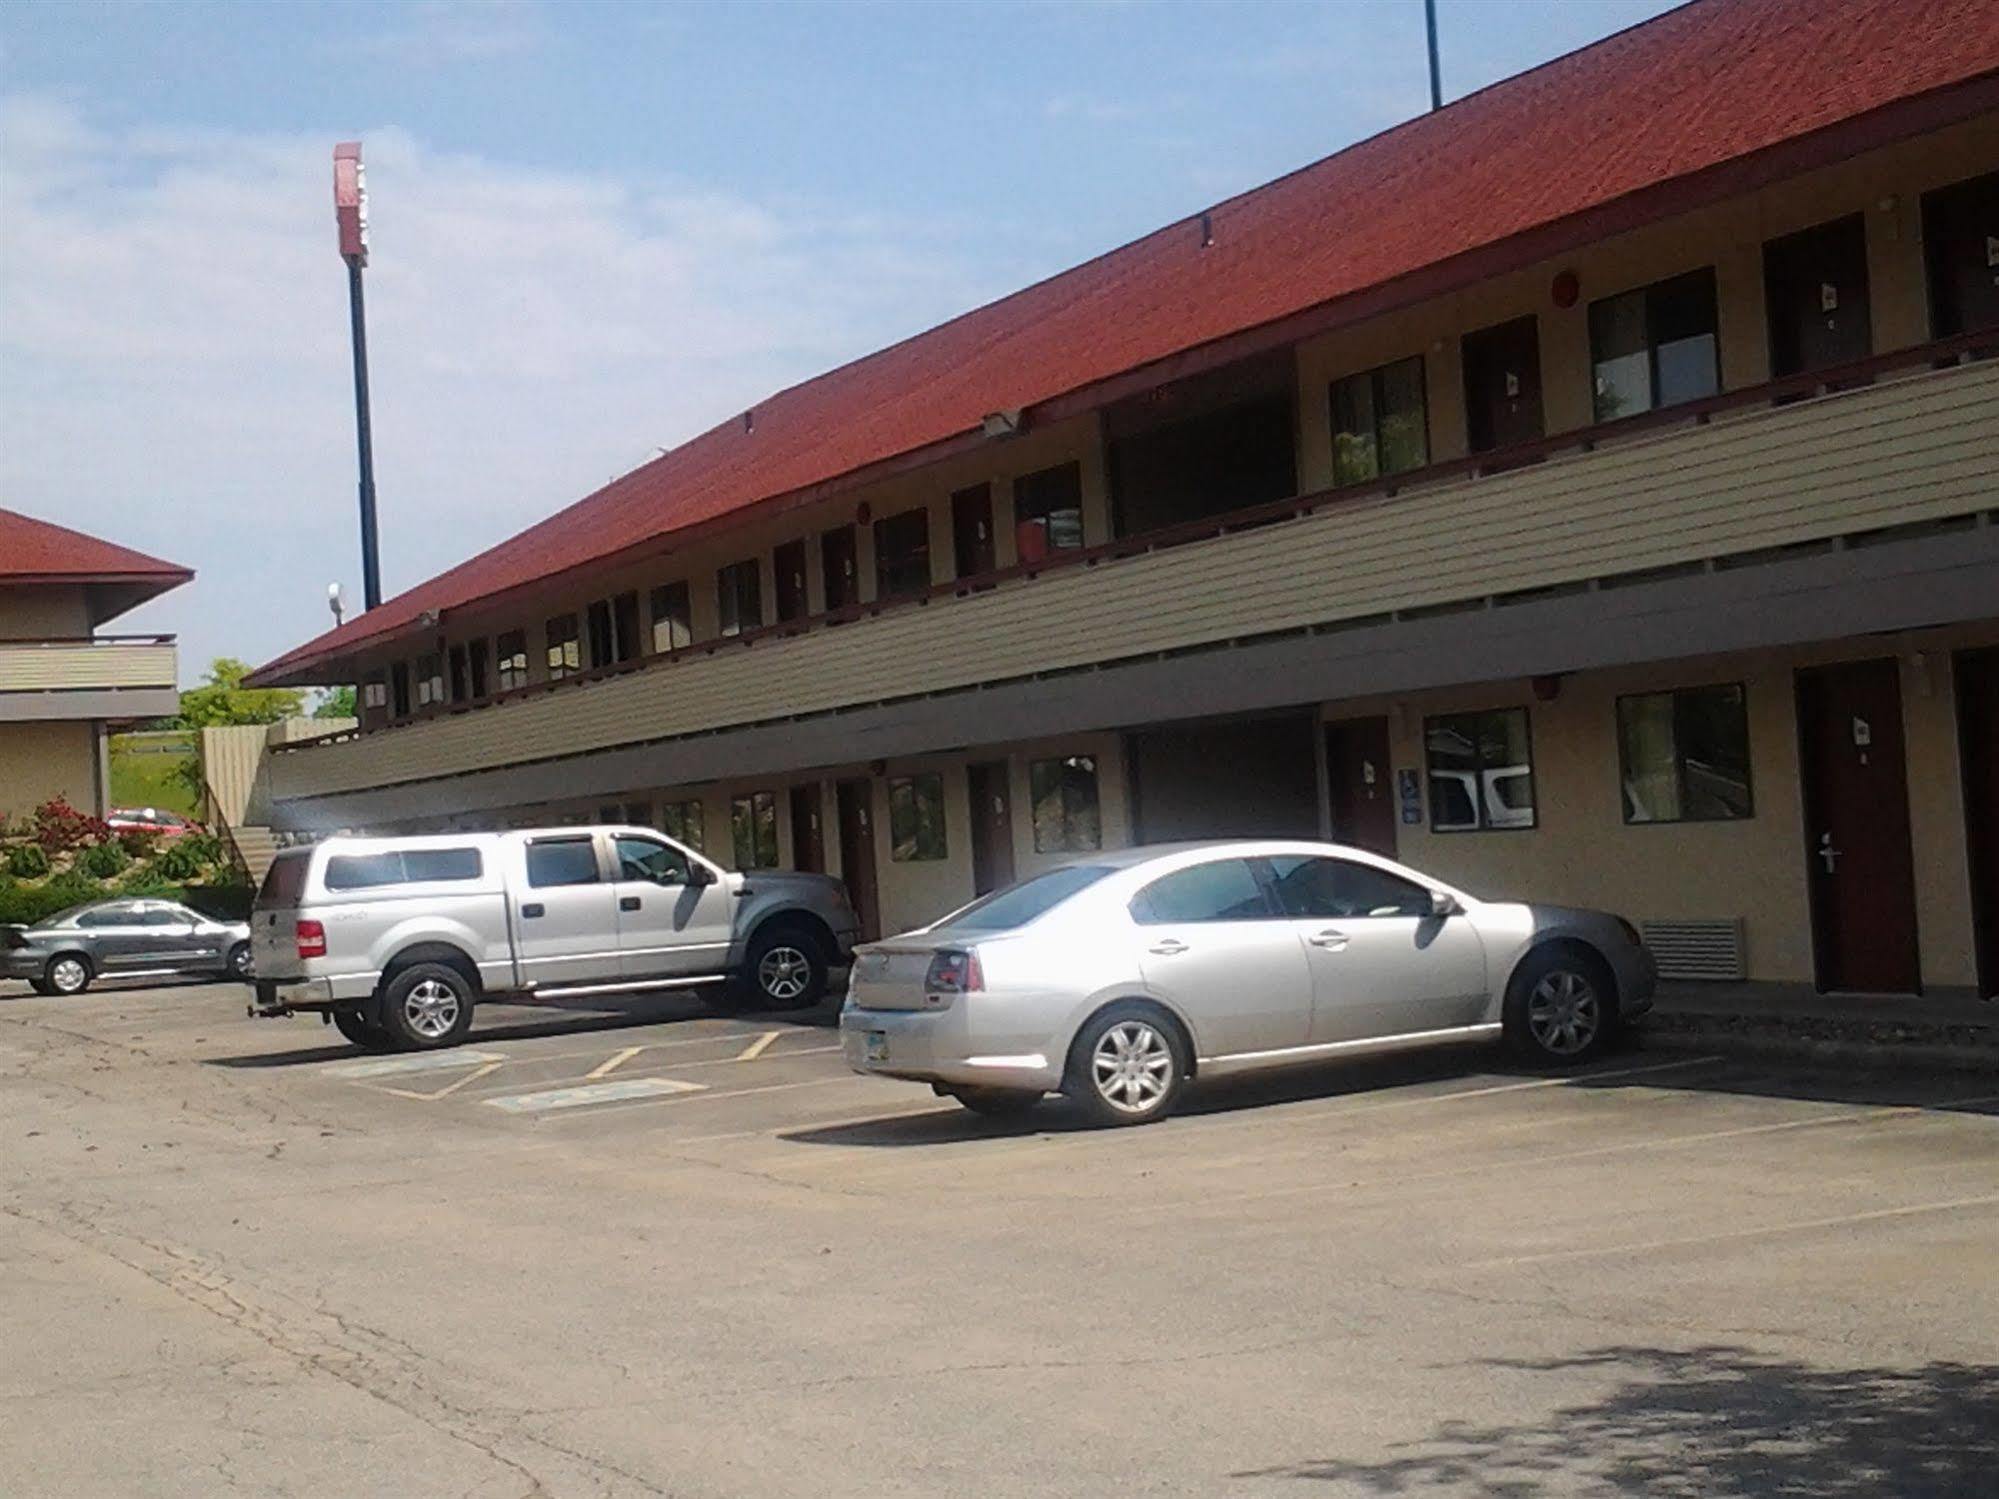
[1640,918,1745,981]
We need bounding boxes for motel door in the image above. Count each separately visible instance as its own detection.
[1324,716,1398,858]
[789,784,826,875]
[1796,659,1921,994]
[836,778,881,942]
[1460,314,1544,454]
[1957,648,1999,999]
[967,760,1015,896]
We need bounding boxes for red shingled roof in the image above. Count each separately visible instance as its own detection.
[256,0,1999,683]
[0,507,193,586]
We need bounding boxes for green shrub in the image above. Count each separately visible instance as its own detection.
[0,871,108,926]
[117,867,183,898]
[77,841,131,879]
[117,828,162,860]
[182,882,255,921]
[151,839,209,881]
[5,843,50,879]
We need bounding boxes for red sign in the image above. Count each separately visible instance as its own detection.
[333,141,368,264]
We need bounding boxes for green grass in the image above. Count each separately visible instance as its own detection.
[107,732,200,817]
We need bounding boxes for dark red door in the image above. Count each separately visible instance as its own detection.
[1765,214,1872,379]
[952,483,996,585]
[821,526,858,615]
[789,783,825,874]
[773,539,808,624]
[967,760,1014,895]
[1324,716,1397,858]
[1922,171,1999,342]
[1956,647,1999,998]
[1461,315,1543,454]
[836,778,881,942]
[1796,659,1921,994]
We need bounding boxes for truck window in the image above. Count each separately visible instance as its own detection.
[614,835,691,886]
[324,848,485,891]
[403,848,483,882]
[259,849,311,906]
[325,852,406,890]
[527,838,600,888]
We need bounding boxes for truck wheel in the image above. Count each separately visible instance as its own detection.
[333,1007,396,1052]
[743,923,827,1011]
[375,963,475,1050]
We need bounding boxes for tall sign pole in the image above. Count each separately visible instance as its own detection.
[333,141,381,612]
[1424,0,1443,111]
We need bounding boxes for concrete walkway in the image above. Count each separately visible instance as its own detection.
[1643,981,1999,1072]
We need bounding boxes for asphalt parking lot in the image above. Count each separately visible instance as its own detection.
[4,976,1997,1497]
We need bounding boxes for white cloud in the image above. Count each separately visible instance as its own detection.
[329,0,549,65]
[0,95,1012,680]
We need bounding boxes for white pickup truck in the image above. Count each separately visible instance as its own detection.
[249,826,859,1051]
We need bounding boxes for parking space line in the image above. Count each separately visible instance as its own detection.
[538,1073,855,1119]
[484,1077,708,1114]
[586,1045,645,1079]
[379,1060,504,1101]
[735,1030,781,1062]
[1467,1192,1999,1269]
[324,1049,507,1079]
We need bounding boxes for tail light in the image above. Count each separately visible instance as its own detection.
[295,919,327,959]
[924,948,983,994]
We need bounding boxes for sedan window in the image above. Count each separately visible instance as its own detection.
[1130,859,1273,925]
[74,903,137,929]
[945,865,1115,932]
[1266,856,1432,919]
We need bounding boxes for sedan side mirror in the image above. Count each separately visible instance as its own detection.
[1429,889,1461,918]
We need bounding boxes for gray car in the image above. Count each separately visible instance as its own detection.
[2,899,253,996]
[841,840,1656,1126]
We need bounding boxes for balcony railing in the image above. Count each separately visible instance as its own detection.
[0,634,178,696]
[268,337,1999,805]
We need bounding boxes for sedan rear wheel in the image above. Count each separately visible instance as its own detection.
[45,954,92,997]
[1067,1004,1187,1127]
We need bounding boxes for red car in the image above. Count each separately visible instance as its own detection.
[106,807,202,839]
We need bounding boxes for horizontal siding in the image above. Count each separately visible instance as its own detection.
[272,362,1999,802]
[0,641,177,693]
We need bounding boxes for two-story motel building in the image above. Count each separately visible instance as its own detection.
[252,0,1999,999]
[1,510,190,821]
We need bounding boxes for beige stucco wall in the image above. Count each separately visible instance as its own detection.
[1320,621,1996,991]
[0,721,102,821]
[1293,114,1999,490]
[0,584,94,639]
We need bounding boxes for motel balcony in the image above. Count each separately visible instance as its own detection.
[266,340,1999,826]
[0,634,180,726]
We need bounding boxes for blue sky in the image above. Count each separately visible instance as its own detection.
[2,0,1677,683]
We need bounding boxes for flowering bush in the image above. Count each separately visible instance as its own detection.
[31,797,111,855]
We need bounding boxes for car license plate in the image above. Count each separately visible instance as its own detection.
[864,1031,889,1063]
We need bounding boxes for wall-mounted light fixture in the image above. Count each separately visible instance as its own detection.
[982,409,1023,440]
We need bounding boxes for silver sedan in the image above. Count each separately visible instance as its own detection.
[840,840,1656,1126]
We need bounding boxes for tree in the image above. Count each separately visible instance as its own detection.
[171,657,303,728]
[312,686,358,719]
